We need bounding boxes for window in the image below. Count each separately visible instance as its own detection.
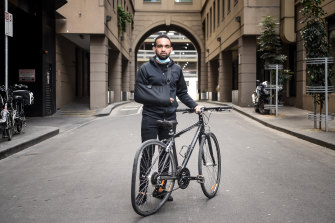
[207,13,209,39]
[210,7,212,35]
[213,1,216,32]
[144,0,160,2]
[175,0,192,2]
[222,0,225,20]
[217,0,220,25]
[228,0,231,12]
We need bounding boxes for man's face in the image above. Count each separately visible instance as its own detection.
[153,37,173,60]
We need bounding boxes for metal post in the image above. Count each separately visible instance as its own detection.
[5,0,8,96]
[269,70,272,114]
[275,64,279,117]
[325,57,328,132]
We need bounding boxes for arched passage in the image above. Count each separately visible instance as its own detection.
[130,23,207,100]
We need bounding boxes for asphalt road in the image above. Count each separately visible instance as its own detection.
[0,102,334,223]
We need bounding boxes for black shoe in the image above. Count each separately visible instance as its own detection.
[152,190,173,202]
[136,193,147,206]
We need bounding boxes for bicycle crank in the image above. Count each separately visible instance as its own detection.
[177,168,190,189]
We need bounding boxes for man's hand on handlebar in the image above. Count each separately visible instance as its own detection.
[194,105,204,114]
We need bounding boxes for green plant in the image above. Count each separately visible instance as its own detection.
[117,5,132,37]
[257,16,292,85]
[300,0,333,129]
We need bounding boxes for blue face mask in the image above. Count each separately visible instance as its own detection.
[155,56,171,64]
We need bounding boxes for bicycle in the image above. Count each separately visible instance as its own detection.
[0,84,34,140]
[131,106,232,216]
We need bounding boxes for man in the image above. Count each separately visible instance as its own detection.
[135,34,202,204]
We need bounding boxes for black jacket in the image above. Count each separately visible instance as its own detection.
[135,57,197,117]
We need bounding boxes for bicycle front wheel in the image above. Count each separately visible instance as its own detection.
[198,132,221,198]
[131,139,176,217]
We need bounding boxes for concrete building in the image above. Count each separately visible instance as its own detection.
[56,0,134,109]
[55,0,334,113]
[202,0,335,111]
[3,0,334,116]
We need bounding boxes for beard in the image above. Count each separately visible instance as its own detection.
[157,55,169,60]
[156,50,169,60]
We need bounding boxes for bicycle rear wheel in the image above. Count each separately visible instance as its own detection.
[131,139,176,216]
[198,132,221,198]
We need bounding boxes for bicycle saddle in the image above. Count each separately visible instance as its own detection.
[156,120,178,129]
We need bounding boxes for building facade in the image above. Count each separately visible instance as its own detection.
[2,0,334,115]
[56,0,134,109]
[202,0,335,111]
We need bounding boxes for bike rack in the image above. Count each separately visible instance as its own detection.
[264,64,283,117]
[305,57,334,132]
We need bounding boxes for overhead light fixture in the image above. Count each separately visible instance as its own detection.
[217,37,221,42]
[106,15,112,22]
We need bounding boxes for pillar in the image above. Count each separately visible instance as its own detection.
[122,59,130,101]
[90,35,108,109]
[222,51,232,102]
[200,51,208,99]
[110,51,122,102]
[129,53,136,100]
[238,36,257,106]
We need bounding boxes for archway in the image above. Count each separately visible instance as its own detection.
[131,24,206,100]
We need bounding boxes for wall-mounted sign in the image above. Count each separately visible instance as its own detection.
[19,69,35,82]
[5,11,13,37]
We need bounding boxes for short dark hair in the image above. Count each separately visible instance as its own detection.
[154,34,171,46]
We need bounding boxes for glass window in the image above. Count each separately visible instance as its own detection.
[213,1,216,31]
[175,0,192,2]
[222,0,225,20]
[218,0,220,25]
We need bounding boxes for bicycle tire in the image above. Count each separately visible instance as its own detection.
[131,139,176,216]
[198,132,221,198]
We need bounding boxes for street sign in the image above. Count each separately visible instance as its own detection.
[5,11,13,37]
[19,69,36,82]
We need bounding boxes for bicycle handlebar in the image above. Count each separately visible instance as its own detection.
[176,106,232,114]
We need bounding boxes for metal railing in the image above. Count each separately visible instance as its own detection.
[137,50,197,60]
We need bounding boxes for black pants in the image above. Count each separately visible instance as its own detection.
[139,114,176,193]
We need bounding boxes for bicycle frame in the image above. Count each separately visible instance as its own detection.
[164,111,206,172]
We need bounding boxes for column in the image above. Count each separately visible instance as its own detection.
[110,51,122,102]
[222,51,232,102]
[122,59,130,101]
[90,35,108,109]
[207,60,216,100]
[238,36,257,106]
[200,51,208,99]
[129,53,136,100]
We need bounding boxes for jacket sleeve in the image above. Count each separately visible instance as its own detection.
[135,66,147,85]
[176,69,198,109]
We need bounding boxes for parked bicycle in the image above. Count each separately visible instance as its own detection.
[131,106,232,216]
[0,84,34,140]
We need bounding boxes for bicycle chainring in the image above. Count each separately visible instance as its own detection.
[178,168,190,189]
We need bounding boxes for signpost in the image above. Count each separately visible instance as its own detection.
[4,0,12,98]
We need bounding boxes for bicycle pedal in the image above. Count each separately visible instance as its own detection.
[196,175,204,183]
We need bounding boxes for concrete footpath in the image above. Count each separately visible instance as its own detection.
[0,101,128,160]
[1,100,334,160]
[211,101,335,150]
